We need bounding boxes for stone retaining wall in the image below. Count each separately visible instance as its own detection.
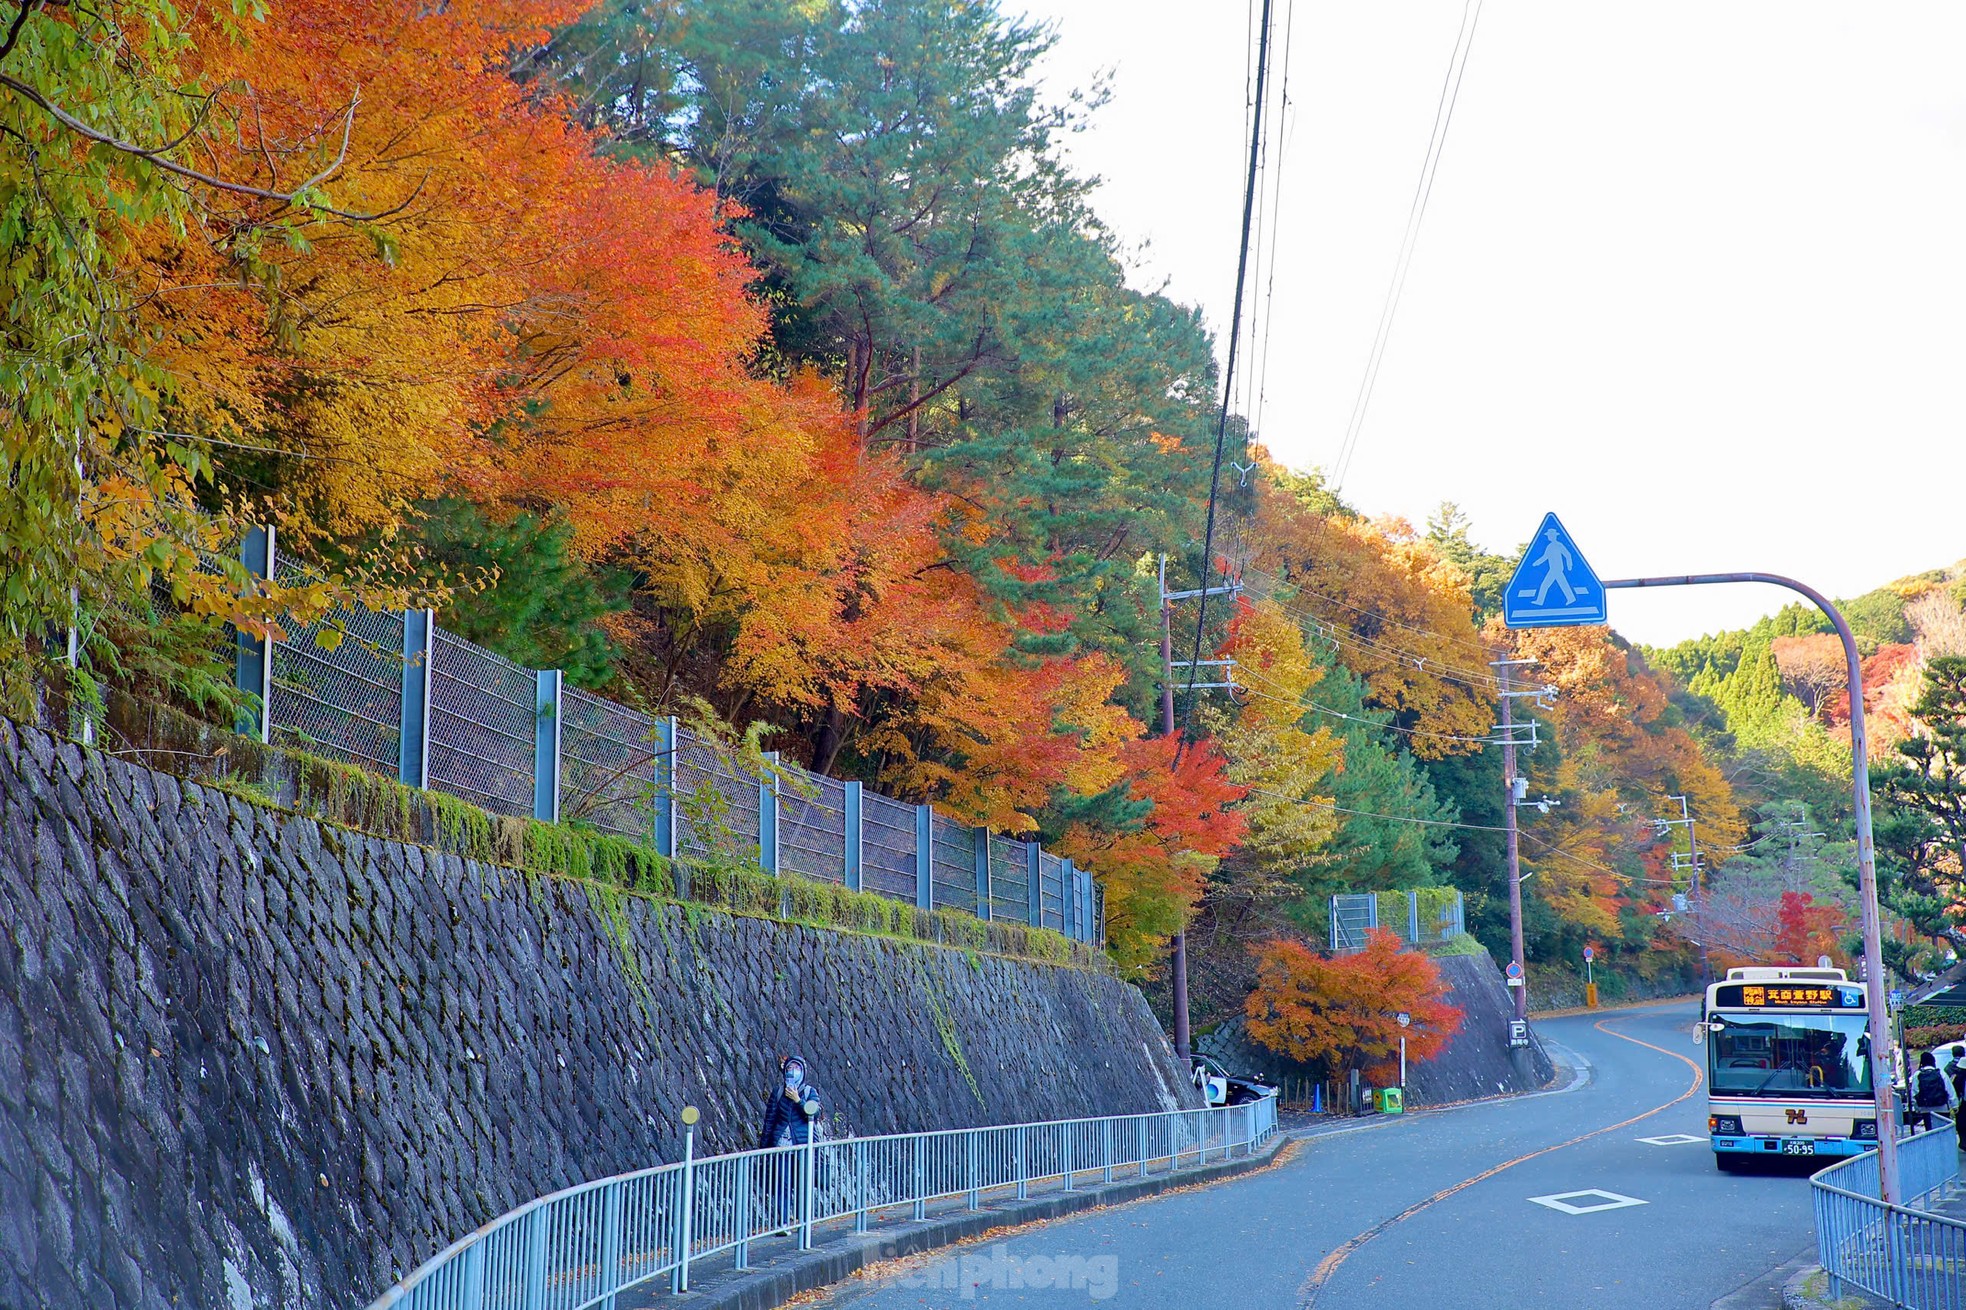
[0,718,1192,1310]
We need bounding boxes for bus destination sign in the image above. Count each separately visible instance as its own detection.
[1715,983,1863,1010]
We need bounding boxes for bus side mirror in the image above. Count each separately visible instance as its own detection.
[1694,1022,1709,1046]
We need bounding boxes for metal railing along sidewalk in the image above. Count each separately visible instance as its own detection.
[1812,1123,1965,1308]
[369,1095,1279,1310]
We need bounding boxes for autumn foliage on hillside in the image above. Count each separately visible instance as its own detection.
[1244,931,1463,1081]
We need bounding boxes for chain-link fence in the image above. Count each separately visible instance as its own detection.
[1328,889,1467,953]
[266,556,405,775]
[560,688,660,840]
[230,531,1103,943]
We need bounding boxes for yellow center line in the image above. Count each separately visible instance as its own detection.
[1298,1017,1706,1307]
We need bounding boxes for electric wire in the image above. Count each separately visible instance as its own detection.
[1234,665,1505,745]
[1249,0,1297,449]
[1330,0,1485,491]
[1239,785,1684,887]
[1240,560,1500,665]
[1183,0,1278,726]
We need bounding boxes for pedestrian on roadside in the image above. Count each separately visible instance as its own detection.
[1946,1044,1966,1151]
[759,1054,824,1230]
[1908,1050,1951,1133]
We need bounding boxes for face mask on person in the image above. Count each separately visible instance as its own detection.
[784,1064,805,1091]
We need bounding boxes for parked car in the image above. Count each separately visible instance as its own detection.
[1189,1055,1278,1107]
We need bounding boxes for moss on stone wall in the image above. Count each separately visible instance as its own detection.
[92,690,1101,970]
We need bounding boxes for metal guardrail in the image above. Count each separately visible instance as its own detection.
[1812,1123,1965,1308]
[369,1095,1279,1310]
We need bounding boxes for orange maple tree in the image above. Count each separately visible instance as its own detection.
[1244,930,1464,1081]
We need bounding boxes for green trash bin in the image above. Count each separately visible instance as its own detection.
[1377,1086,1405,1115]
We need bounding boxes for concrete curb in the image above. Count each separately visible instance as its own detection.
[1782,1263,1886,1309]
[660,1137,1290,1309]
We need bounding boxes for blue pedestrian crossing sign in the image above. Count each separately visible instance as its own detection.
[1503,513,1607,628]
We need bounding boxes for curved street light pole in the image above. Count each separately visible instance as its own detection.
[1603,572,1897,1204]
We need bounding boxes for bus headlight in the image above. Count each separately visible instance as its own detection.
[1709,1115,1742,1136]
[1853,1119,1877,1139]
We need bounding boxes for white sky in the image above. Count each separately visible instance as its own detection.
[1019,1,1966,647]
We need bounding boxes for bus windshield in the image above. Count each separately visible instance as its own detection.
[1708,1013,1872,1097]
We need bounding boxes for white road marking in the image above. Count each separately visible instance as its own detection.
[1636,1133,1704,1146]
[1527,1189,1649,1215]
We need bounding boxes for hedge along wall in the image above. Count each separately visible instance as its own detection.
[0,717,1196,1310]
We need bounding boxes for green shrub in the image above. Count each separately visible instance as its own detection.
[1906,1024,1966,1053]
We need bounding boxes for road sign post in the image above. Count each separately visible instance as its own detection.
[1500,517,1899,1204]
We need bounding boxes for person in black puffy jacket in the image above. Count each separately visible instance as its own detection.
[760,1054,823,1147]
[759,1055,823,1231]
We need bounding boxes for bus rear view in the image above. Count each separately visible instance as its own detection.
[1702,967,1877,1170]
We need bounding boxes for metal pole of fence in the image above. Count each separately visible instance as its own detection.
[735,1153,751,1270]
[1027,843,1042,927]
[235,525,276,742]
[1016,1127,1028,1200]
[799,1131,815,1249]
[844,781,864,892]
[533,670,563,824]
[598,1180,623,1310]
[399,610,434,789]
[523,1205,548,1310]
[967,1132,980,1211]
[915,806,934,911]
[1104,1119,1114,1183]
[760,751,781,874]
[912,1137,926,1222]
[855,1139,870,1234]
[973,827,991,921]
[673,1111,697,1293]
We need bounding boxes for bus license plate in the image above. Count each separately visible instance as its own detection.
[1781,1140,1817,1156]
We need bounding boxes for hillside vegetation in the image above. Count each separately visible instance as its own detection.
[5,0,1958,1014]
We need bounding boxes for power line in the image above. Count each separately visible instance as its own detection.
[1185,0,1279,724]
[1239,575,1507,694]
[1330,0,1485,491]
[1234,666,1504,745]
[1239,784,1680,886]
[1240,560,1499,665]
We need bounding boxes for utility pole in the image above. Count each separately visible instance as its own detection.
[1158,556,1240,1064]
[1659,795,1710,988]
[1493,657,1542,1027]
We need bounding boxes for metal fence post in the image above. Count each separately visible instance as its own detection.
[1103,1119,1114,1183]
[844,781,864,892]
[734,1153,751,1270]
[1016,1126,1028,1200]
[523,1205,548,1310]
[915,805,934,911]
[533,670,562,823]
[654,711,681,865]
[234,525,275,742]
[459,1239,486,1310]
[973,827,991,921]
[798,1133,815,1249]
[967,1132,980,1211]
[398,609,434,788]
[760,751,780,874]
[1408,891,1420,945]
[1063,859,1078,940]
[673,1127,696,1293]
[912,1137,926,1222]
[1027,843,1042,927]
[598,1179,623,1310]
[1062,1123,1075,1192]
[855,1139,870,1234]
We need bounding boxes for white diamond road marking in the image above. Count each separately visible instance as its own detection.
[1527,1189,1650,1216]
[1636,1133,1704,1146]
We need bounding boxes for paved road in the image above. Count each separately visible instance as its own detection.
[812,1004,1818,1308]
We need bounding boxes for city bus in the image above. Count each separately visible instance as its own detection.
[1699,966,1878,1171]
